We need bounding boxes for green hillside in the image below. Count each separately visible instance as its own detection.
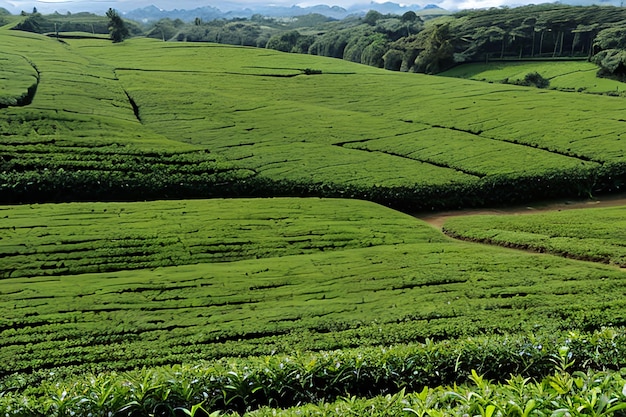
[2,198,626,380]
[441,60,626,94]
[443,204,626,266]
[2,27,626,208]
[3,22,626,417]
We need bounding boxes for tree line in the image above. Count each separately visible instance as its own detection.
[10,4,626,79]
[157,4,626,78]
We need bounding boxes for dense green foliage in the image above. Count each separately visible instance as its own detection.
[3,329,626,415]
[443,204,626,266]
[159,4,626,76]
[11,4,626,77]
[106,8,130,43]
[11,11,141,36]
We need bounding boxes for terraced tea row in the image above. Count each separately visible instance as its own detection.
[4,330,626,416]
[0,29,252,203]
[0,51,38,107]
[443,204,626,266]
[0,198,441,278]
[2,198,626,378]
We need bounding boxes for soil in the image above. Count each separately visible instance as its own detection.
[414,192,626,230]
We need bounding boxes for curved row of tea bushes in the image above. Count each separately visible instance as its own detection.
[2,328,626,415]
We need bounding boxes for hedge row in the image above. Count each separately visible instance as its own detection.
[3,328,626,415]
[5,162,626,211]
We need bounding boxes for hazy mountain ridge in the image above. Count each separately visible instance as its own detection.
[123,2,444,22]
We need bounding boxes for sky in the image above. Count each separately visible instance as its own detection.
[0,0,620,17]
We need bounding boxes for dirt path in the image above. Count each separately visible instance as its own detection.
[414,192,626,229]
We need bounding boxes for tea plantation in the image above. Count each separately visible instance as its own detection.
[440,60,626,95]
[3,28,626,208]
[3,24,626,416]
[443,204,626,266]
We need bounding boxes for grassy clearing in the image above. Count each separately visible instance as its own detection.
[440,60,626,94]
[443,204,626,266]
[2,198,626,381]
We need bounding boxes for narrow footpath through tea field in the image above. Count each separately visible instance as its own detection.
[414,193,626,269]
[415,192,626,229]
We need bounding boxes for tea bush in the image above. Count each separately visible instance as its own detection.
[2,329,626,416]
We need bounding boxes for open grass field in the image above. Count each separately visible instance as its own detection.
[2,198,626,383]
[2,26,626,208]
[443,204,626,267]
[440,60,626,94]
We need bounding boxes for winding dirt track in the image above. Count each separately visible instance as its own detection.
[415,192,626,229]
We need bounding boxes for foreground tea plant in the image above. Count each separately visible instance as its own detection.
[3,344,626,416]
[2,330,626,416]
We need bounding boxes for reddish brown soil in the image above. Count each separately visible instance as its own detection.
[415,192,626,229]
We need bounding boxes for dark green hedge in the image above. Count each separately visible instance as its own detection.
[2,149,626,210]
[4,328,626,415]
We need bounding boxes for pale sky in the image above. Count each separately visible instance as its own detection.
[0,0,619,16]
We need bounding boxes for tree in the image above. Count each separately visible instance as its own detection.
[401,11,420,36]
[14,13,46,33]
[414,23,456,74]
[383,49,404,70]
[148,18,184,41]
[266,30,301,52]
[363,10,383,26]
[592,49,626,81]
[106,8,129,43]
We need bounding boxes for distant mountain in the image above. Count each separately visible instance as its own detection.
[123,2,445,22]
[124,5,223,22]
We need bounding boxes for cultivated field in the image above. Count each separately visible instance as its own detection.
[2,198,626,381]
[440,60,626,94]
[443,204,626,266]
[3,27,626,208]
[3,23,626,416]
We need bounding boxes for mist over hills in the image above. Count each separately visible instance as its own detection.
[122,2,445,22]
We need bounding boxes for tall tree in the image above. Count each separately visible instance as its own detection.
[106,8,129,43]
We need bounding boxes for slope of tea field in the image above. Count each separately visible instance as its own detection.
[2,198,626,381]
[440,60,626,94]
[69,38,626,207]
[2,25,626,208]
[443,204,626,266]
[0,29,252,204]
[0,51,37,107]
